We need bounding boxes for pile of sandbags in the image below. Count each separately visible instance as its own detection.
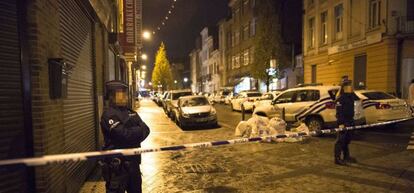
[235,115,309,143]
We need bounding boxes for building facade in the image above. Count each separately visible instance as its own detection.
[224,0,257,93]
[222,0,303,93]
[197,27,220,93]
[0,0,139,192]
[303,0,414,97]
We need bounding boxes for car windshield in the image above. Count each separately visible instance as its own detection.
[247,93,262,97]
[172,92,192,100]
[222,91,230,96]
[362,92,396,100]
[181,97,209,107]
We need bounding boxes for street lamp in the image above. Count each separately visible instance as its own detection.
[183,77,188,83]
[141,54,148,60]
[141,65,147,70]
[174,80,178,84]
[142,31,151,40]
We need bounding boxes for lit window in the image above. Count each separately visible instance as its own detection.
[244,49,249,65]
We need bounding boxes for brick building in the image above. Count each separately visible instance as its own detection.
[0,0,141,193]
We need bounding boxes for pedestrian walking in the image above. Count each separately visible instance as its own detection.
[334,77,358,166]
[99,80,150,193]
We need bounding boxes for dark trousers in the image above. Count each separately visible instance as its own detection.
[104,161,142,193]
[334,121,354,160]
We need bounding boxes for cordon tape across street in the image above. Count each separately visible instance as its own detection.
[0,117,413,167]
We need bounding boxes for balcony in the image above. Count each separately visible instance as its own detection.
[397,16,414,34]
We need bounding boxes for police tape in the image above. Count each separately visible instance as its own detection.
[0,117,412,167]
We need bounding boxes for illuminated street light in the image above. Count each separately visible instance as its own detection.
[142,31,151,40]
[141,65,147,70]
[174,80,178,84]
[141,54,148,60]
[184,77,188,83]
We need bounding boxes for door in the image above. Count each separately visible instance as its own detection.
[291,90,321,120]
[354,55,367,90]
[59,0,96,192]
[401,58,414,99]
[0,1,30,192]
[273,91,296,121]
[311,64,317,83]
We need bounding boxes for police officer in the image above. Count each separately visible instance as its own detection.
[334,77,358,165]
[100,80,150,193]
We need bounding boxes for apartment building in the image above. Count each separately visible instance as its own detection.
[303,0,414,97]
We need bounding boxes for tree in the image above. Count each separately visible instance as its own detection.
[250,0,291,92]
[151,42,173,91]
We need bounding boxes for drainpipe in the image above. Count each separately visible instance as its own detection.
[396,38,404,98]
[17,0,36,192]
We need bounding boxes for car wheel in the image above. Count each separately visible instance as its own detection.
[306,117,323,133]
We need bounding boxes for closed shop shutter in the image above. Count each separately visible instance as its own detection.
[58,0,96,192]
[0,1,28,193]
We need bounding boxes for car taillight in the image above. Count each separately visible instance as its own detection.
[375,103,391,109]
[325,102,336,109]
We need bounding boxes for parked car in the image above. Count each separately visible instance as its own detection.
[355,90,412,124]
[224,91,235,105]
[252,91,282,111]
[173,95,217,128]
[161,91,170,112]
[253,86,366,132]
[213,90,232,103]
[164,90,193,118]
[230,91,262,111]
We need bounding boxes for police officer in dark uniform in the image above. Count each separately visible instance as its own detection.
[100,80,150,193]
[334,77,358,165]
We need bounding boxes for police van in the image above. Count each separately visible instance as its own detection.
[253,85,366,132]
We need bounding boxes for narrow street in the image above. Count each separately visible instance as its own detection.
[80,99,414,193]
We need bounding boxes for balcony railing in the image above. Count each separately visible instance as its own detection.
[397,16,414,34]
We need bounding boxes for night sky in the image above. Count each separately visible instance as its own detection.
[142,0,229,81]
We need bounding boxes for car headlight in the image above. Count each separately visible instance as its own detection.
[210,108,217,115]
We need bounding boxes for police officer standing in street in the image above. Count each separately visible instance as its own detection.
[100,80,150,193]
[334,76,358,166]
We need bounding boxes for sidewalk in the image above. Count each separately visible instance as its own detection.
[79,99,182,193]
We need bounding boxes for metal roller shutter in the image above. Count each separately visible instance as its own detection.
[0,1,28,193]
[58,0,96,192]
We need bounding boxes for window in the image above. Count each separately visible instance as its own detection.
[294,90,320,102]
[320,12,328,45]
[274,91,295,104]
[308,17,315,48]
[408,0,414,21]
[243,24,249,40]
[235,55,240,68]
[231,32,235,47]
[334,4,343,40]
[311,64,317,83]
[243,0,249,14]
[308,0,315,8]
[250,0,256,8]
[362,91,396,100]
[369,0,381,29]
[243,49,249,65]
[235,7,240,21]
[235,31,240,45]
[250,47,255,64]
[250,18,256,37]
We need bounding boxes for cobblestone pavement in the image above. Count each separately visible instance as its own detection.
[79,99,414,193]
